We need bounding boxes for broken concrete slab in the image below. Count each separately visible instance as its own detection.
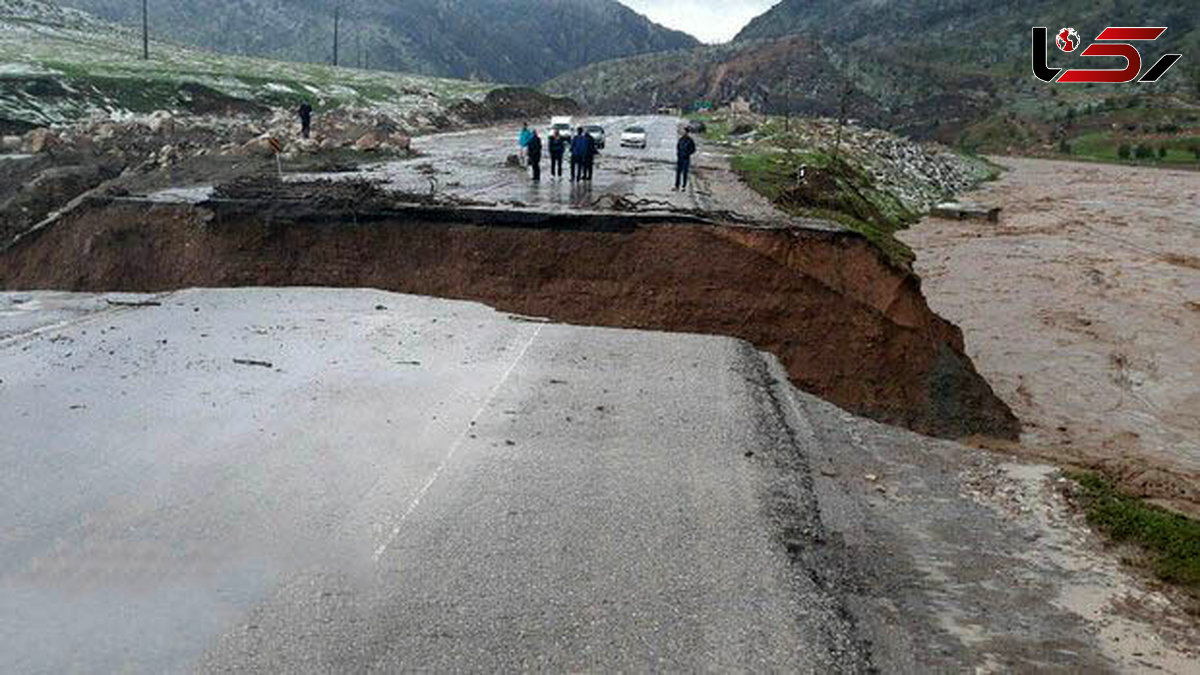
[932,200,1002,222]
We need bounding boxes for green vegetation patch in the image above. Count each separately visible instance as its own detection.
[1069,472,1200,595]
[730,148,918,269]
[962,94,1200,167]
[1066,130,1200,166]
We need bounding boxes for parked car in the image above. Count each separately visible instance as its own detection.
[585,125,606,149]
[685,119,707,134]
[620,125,648,149]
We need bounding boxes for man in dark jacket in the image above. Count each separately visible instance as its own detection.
[298,102,313,139]
[570,127,592,182]
[675,128,697,190]
[583,130,598,180]
[548,130,566,178]
[527,130,543,182]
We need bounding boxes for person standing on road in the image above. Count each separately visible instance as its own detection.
[548,130,566,179]
[527,130,543,182]
[583,129,598,181]
[570,127,591,182]
[675,128,697,190]
[298,101,313,139]
[518,122,533,167]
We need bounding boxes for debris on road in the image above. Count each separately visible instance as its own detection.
[233,358,274,369]
[106,299,163,308]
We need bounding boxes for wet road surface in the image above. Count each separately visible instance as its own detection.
[291,115,831,228]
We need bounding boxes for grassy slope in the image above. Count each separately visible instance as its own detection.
[0,3,494,126]
[1070,472,1200,607]
[702,115,994,270]
[730,148,919,268]
[1042,100,1200,167]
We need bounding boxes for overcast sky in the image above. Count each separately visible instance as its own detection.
[619,0,781,44]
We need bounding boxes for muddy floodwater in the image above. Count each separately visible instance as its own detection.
[901,157,1200,513]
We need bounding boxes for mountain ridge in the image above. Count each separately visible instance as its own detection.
[52,0,700,85]
[735,0,1198,76]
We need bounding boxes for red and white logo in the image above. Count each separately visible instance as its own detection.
[1033,27,1183,84]
[1056,27,1080,52]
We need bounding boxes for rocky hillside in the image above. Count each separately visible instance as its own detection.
[0,0,507,132]
[548,0,1199,148]
[737,0,1198,81]
[732,0,1198,116]
[56,0,700,84]
[543,35,992,137]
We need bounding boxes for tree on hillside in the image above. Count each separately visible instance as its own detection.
[832,84,852,160]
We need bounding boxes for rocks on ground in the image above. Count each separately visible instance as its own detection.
[717,115,992,211]
[0,105,438,246]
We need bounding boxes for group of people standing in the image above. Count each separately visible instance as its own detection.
[519,123,597,183]
[517,121,699,189]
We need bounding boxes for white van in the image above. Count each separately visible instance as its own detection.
[548,116,574,138]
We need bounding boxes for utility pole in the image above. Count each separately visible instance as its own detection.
[784,60,792,133]
[333,4,340,67]
[833,84,851,161]
[141,0,148,60]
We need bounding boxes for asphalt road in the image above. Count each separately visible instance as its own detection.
[0,289,1159,672]
[290,115,811,226]
[0,289,861,672]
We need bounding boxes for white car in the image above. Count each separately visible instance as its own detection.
[620,125,648,149]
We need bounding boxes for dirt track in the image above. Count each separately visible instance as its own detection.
[901,157,1200,513]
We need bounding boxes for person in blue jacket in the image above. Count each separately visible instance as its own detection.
[518,122,533,166]
[570,127,593,183]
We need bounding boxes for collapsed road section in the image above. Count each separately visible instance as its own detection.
[0,179,1017,440]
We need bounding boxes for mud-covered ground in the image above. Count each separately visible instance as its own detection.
[901,157,1200,514]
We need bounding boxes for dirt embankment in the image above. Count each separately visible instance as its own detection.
[0,185,1017,441]
[451,87,580,125]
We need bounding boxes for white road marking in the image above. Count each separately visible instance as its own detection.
[0,292,177,349]
[372,323,545,562]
